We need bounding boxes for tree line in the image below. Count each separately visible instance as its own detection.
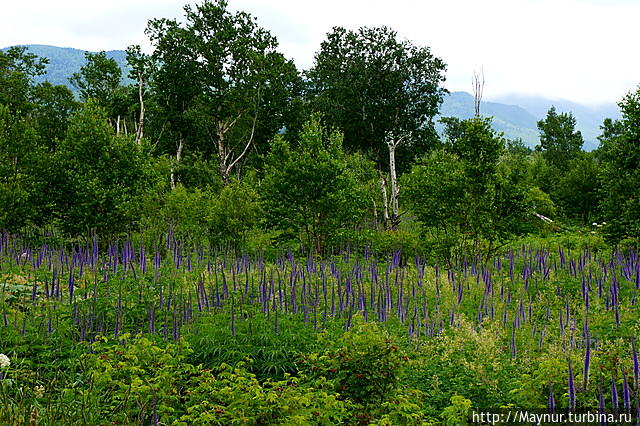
[1,0,638,258]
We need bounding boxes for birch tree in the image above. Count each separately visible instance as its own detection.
[307,26,446,230]
[146,0,299,186]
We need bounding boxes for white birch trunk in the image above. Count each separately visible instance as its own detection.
[380,175,390,229]
[135,74,145,145]
[170,136,184,190]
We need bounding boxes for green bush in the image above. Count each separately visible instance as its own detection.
[178,362,352,425]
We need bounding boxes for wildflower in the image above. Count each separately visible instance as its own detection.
[0,353,10,368]
[592,222,598,226]
[34,385,45,398]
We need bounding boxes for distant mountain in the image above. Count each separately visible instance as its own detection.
[1,44,131,91]
[3,45,622,151]
[489,94,621,151]
[438,91,541,148]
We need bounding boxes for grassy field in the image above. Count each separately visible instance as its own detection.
[1,232,639,424]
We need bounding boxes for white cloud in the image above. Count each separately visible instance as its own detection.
[1,0,638,104]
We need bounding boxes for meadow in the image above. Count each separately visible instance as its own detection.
[1,231,638,424]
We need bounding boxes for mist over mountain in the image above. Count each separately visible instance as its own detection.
[489,93,621,150]
[3,45,621,151]
[438,92,540,148]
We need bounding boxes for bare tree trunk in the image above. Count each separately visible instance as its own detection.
[135,74,145,145]
[386,137,405,230]
[380,174,390,230]
[116,115,121,135]
[170,136,184,190]
[216,123,230,186]
[372,199,378,229]
[473,68,484,117]
[388,140,400,230]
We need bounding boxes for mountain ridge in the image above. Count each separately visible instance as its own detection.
[2,44,620,151]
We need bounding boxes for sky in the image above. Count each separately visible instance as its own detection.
[2,0,638,105]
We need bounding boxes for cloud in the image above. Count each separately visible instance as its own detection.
[2,0,638,104]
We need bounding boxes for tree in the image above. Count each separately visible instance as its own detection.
[0,105,42,230]
[145,0,300,186]
[30,82,76,147]
[597,86,640,242]
[0,47,54,230]
[401,149,467,261]
[306,26,447,229]
[126,45,155,145]
[52,101,152,236]
[69,51,122,107]
[0,46,47,114]
[536,106,583,169]
[262,116,371,253]
[405,117,526,260]
[555,152,601,223]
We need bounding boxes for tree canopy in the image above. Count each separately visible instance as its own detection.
[306,26,447,170]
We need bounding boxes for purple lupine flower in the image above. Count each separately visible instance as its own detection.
[623,375,631,414]
[68,271,74,302]
[113,315,119,339]
[583,332,591,391]
[568,359,576,412]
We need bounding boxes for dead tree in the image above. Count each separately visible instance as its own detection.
[380,134,407,231]
[473,68,484,117]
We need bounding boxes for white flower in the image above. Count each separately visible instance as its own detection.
[0,354,9,368]
[592,222,598,226]
[590,231,596,234]
[34,385,45,398]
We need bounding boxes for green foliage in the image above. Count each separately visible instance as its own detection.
[598,85,640,243]
[207,177,262,246]
[554,152,601,223]
[146,0,300,184]
[262,117,371,252]
[187,307,320,381]
[441,395,472,425]
[52,101,153,236]
[401,149,466,259]
[140,184,214,243]
[526,186,557,219]
[404,118,528,259]
[0,105,45,231]
[307,25,446,171]
[139,177,261,247]
[30,82,77,146]
[300,320,409,408]
[0,46,47,114]
[82,335,195,424]
[408,318,518,414]
[69,51,122,107]
[536,106,584,170]
[178,362,352,425]
[445,116,504,190]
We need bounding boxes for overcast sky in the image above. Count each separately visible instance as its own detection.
[2,0,638,105]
